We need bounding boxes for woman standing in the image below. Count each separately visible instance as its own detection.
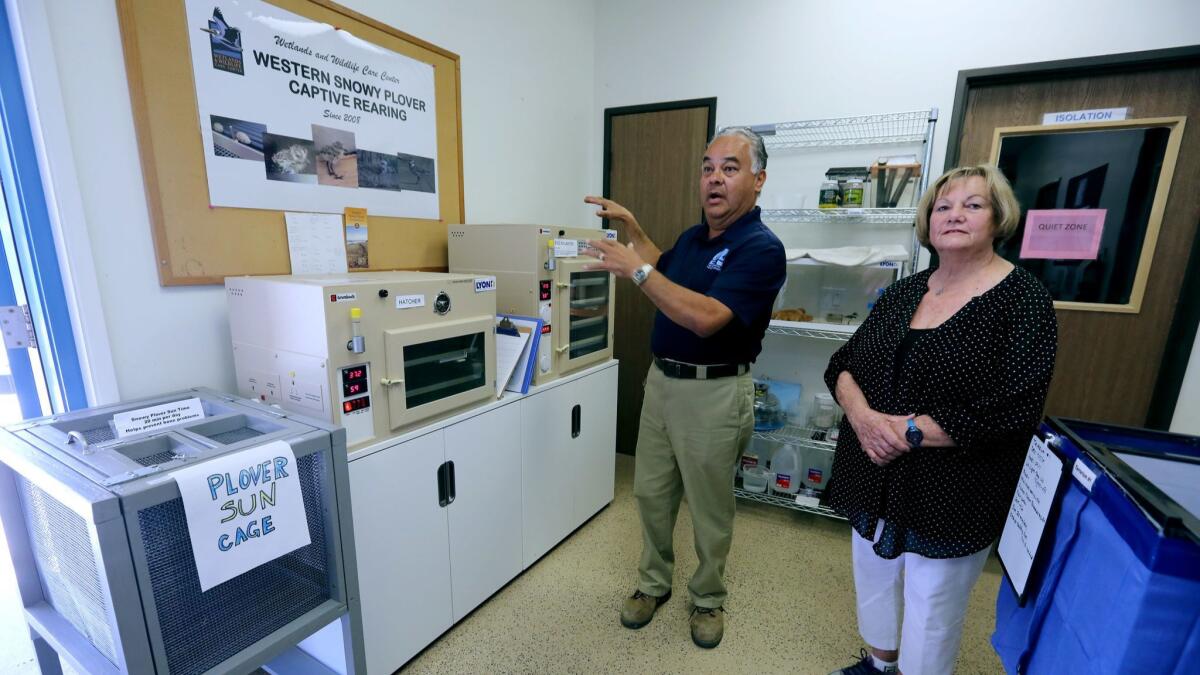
[825,165,1057,675]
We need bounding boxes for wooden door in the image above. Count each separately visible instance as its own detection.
[950,59,1200,425]
[605,99,715,454]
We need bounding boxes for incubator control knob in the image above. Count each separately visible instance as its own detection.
[378,289,389,298]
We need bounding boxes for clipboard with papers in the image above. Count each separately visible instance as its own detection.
[495,315,543,395]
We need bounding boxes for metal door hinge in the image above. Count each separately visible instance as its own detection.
[0,305,37,350]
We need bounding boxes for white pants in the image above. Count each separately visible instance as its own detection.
[852,522,990,675]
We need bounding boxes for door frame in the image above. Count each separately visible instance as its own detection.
[0,1,89,414]
[944,45,1200,430]
[602,97,717,204]
[602,97,716,455]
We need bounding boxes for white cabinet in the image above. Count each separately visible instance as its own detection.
[350,430,452,675]
[571,363,618,526]
[343,362,617,673]
[445,403,523,621]
[521,364,618,567]
[521,379,576,566]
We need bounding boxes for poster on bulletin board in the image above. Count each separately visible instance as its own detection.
[184,0,439,219]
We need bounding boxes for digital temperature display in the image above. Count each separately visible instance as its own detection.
[343,396,370,414]
[342,365,370,398]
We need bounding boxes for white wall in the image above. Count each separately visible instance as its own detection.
[33,0,596,401]
[593,0,1200,429]
[1173,334,1200,435]
[18,0,1200,425]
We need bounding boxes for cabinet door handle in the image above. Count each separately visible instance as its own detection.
[447,460,456,504]
[436,462,449,507]
[571,404,581,439]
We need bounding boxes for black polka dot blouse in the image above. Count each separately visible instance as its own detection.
[823,266,1058,559]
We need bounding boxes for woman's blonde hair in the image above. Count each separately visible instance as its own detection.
[915,165,1021,248]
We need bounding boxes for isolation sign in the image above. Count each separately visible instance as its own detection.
[174,440,311,591]
[185,0,438,219]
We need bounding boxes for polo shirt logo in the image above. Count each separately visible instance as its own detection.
[707,248,729,271]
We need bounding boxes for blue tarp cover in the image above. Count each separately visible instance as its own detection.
[992,422,1200,674]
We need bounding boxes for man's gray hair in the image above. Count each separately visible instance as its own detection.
[712,126,768,174]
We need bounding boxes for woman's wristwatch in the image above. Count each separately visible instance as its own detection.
[632,263,654,286]
[905,418,924,448]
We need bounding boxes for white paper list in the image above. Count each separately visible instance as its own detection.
[998,436,1065,599]
[285,212,348,275]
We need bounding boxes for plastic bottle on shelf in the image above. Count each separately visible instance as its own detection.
[787,397,807,428]
[811,393,836,428]
[742,466,770,493]
[770,444,801,494]
[740,437,773,477]
[801,444,834,491]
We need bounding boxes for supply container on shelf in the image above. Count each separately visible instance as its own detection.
[740,437,777,476]
[770,444,802,494]
[773,263,901,328]
[801,443,835,491]
[811,393,837,428]
[741,466,771,493]
[870,162,922,208]
[753,381,786,431]
[753,378,802,432]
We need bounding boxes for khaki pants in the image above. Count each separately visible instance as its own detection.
[633,363,753,608]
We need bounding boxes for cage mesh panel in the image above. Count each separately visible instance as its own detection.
[203,426,264,445]
[135,449,179,467]
[17,478,118,665]
[138,451,331,675]
[81,425,115,445]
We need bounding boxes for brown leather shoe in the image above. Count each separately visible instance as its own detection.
[619,589,671,629]
[689,606,724,648]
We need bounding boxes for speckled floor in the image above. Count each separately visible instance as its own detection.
[399,453,1005,674]
[0,452,1004,674]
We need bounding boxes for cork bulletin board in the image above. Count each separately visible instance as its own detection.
[118,0,464,285]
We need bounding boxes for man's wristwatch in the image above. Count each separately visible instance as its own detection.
[905,418,924,448]
[632,263,653,286]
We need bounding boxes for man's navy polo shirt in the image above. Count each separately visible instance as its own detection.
[650,206,786,365]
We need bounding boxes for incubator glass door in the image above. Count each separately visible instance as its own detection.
[384,316,494,430]
[552,259,613,374]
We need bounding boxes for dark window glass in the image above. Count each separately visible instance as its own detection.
[996,126,1171,305]
[403,332,486,408]
[568,271,609,359]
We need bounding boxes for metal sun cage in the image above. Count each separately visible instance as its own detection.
[0,388,364,675]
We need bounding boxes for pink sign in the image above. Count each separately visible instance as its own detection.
[1019,209,1106,260]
